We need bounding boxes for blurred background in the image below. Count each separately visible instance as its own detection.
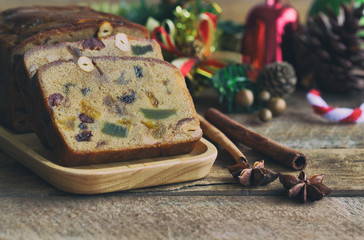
[0,0,314,23]
[3,0,363,114]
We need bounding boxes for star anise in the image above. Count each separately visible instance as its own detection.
[279,171,332,203]
[228,160,279,187]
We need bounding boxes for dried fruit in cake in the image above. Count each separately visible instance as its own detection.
[0,5,150,133]
[101,122,129,138]
[18,33,163,125]
[140,109,177,120]
[23,33,163,85]
[29,56,202,166]
[145,91,159,108]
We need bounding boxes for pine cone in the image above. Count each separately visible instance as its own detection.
[256,61,297,98]
[293,3,364,93]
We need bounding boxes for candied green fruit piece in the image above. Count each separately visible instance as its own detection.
[131,45,153,55]
[140,108,176,120]
[102,122,128,138]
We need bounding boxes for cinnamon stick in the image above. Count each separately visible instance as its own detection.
[198,114,248,167]
[204,108,307,170]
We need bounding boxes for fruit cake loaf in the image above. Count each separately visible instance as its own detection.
[1,6,148,71]
[0,6,149,133]
[18,33,163,105]
[30,56,202,166]
[24,33,163,79]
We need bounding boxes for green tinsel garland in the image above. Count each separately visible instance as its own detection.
[210,63,254,113]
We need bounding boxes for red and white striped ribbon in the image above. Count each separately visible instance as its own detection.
[306,89,364,123]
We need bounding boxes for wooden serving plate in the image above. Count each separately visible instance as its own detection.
[0,126,217,194]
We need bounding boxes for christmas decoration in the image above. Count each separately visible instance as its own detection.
[293,3,364,93]
[308,0,364,17]
[210,63,253,113]
[256,61,297,98]
[148,1,247,95]
[308,0,364,39]
[235,89,254,108]
[149,1,220,60]
[91,0,295,117]
[268,97,286,116]
[257,90,271,102]
[258,108,273,122]
[210,62,293,116]
[306,89,364,123]
[241,0,299,70]
[215,21,245,52]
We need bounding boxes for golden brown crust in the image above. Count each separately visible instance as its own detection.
[12,22,149,57]
[59,141,199,167]
[1,6,148,38]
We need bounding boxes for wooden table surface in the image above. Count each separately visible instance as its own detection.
[2,0,364,239]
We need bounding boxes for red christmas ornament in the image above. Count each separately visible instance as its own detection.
[241,0,299,71]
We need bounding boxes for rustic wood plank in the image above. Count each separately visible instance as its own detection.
[0,195,363,240]
[0,151,63,197]
[1,147,363,196]
[130,148,364,196]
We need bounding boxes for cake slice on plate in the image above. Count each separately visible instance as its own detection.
[30,56,202,166]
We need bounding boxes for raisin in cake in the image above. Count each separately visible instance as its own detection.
[30,56,202,166]
[0,6,149,133]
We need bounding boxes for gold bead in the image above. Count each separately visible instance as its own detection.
[235,89,254,108]
[259,108,273,122]
[268,97,286,116]
[258,90,271,102]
